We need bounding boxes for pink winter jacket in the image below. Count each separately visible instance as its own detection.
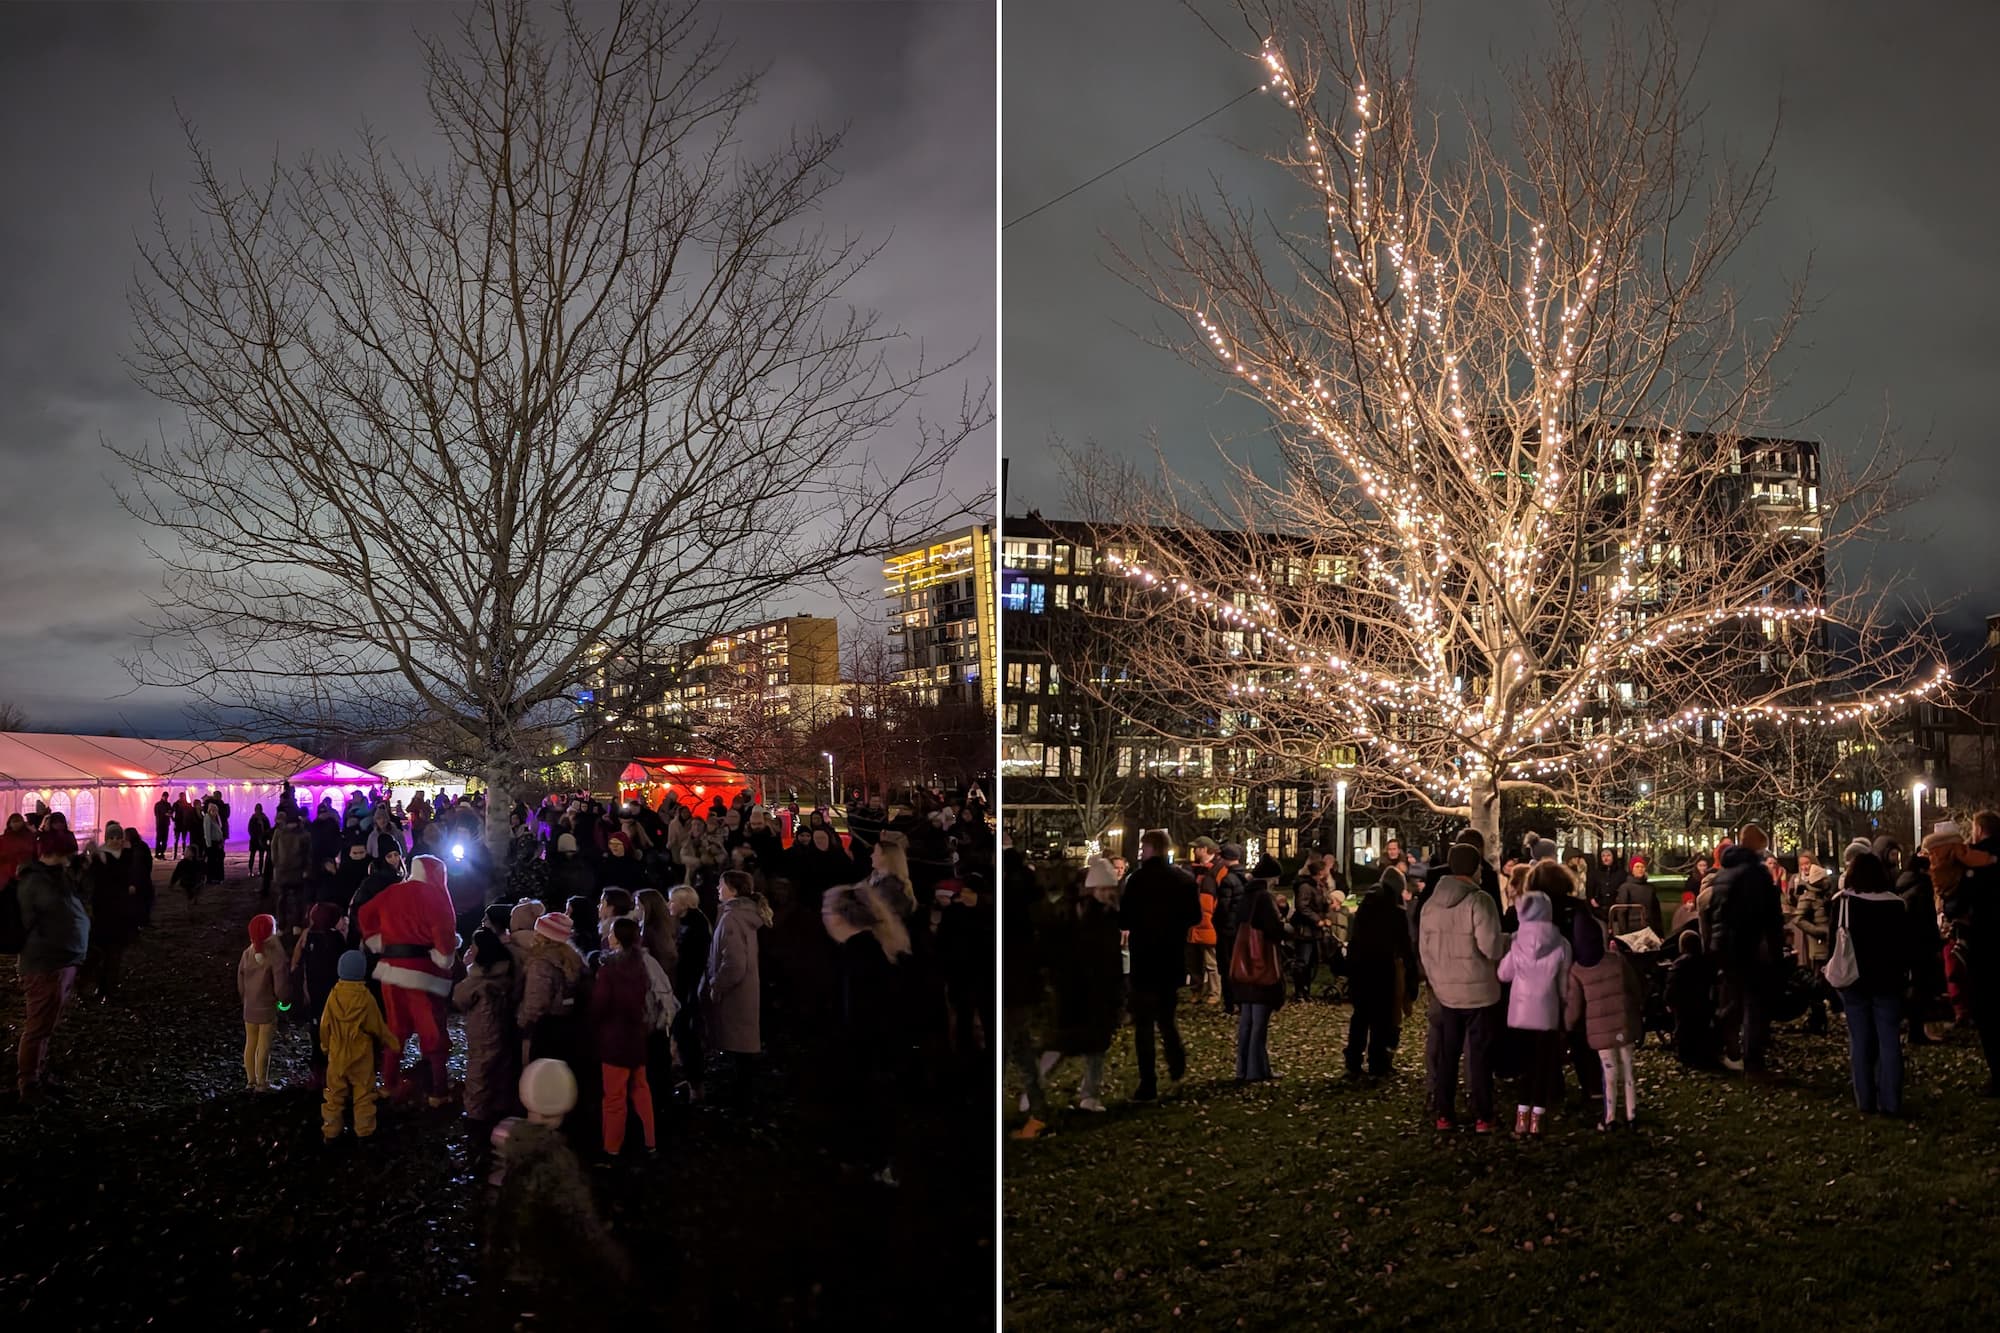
[1497,897,1571,1032]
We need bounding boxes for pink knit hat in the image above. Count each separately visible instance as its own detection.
[533,911,574,943]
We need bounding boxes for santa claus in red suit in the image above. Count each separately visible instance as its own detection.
[357,853,459,1103]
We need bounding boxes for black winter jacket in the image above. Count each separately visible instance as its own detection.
[1121,857,1201,993]
[1835,889,1909,995]
[1702,846,1782,965]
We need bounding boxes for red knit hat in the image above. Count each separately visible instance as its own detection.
[248,914,276,948]
[533,912,574,944]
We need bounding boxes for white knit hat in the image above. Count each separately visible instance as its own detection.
[1084,855,1118,889]
[518,1058,577,1118]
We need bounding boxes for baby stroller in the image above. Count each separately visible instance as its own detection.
[1284,897,1345,1003]
[1627,946,1675,1036]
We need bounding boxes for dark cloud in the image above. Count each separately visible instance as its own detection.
[1003,0,1999,629]
[0,0,993,732]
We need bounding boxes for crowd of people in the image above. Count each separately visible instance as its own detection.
[1005,812,2000,1139]
[6,778,995,1243]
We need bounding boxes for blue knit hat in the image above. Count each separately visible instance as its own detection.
[337,950,368,982]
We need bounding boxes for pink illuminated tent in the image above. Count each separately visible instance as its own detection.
[0,732,324,847]
[289,758,387,816]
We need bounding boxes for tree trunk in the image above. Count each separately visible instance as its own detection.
[1469,775,1503,869]
[483,762,515,872]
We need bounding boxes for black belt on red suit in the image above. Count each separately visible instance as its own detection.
[379,943,432,960]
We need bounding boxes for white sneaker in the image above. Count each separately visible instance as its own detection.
[1017,1092,1030,1114]
[1720,1055,1745,1073]
[1078,1097,1107,1113]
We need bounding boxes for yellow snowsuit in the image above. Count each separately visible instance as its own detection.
[320,979,393,1139]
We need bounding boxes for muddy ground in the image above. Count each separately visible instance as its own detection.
[0,860,993,1330]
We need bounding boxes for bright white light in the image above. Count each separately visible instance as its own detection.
[451,844,465,860]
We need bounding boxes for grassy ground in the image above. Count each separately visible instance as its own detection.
[1004,994,2000,1330]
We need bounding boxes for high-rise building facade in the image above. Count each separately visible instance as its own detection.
[584,613,842,753]
[885,523,996,708]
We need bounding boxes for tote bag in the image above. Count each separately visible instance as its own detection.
[1229,924,1280,988]
[1824,893,1859,990]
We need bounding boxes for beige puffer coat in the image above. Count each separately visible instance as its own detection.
[1417,875,1506,1009]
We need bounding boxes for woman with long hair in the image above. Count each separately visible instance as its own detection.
[868,833,916,917]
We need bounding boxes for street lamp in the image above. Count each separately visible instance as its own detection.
[1912,780,1927,852]
[1335,779,1349,881]
[823,752,836,809]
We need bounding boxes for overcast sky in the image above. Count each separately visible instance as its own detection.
[1003,0,2000,640]
[0,0,993,734]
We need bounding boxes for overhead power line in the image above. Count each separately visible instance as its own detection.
[1002,84,1264,232]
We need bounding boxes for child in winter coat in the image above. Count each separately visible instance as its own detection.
[1496,891,1571,1136]
[453,928,519,1127]
[1567,919,1647,1128]
[590,917,658,1160]
[1665,930,1718,1068]
[292,901,348,1090]
[487,1059,629,1292]
[321,949,394,1140]
[237,913,294,1091]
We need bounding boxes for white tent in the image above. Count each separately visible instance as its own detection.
[371,758,473,808]
[0,732,323,848]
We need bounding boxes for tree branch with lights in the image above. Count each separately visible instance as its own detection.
[1070,0,1942,858]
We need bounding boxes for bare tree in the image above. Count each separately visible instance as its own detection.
[116,0,987,856]
[0,701,27,733]
[819,635,906,803]
[1077,0,1942,858]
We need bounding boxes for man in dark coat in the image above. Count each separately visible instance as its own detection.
[1121,830,1201,1102]
[1414,827,1503,934]
[1702,824,1784,1073]
[1345,874,1418,1074]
